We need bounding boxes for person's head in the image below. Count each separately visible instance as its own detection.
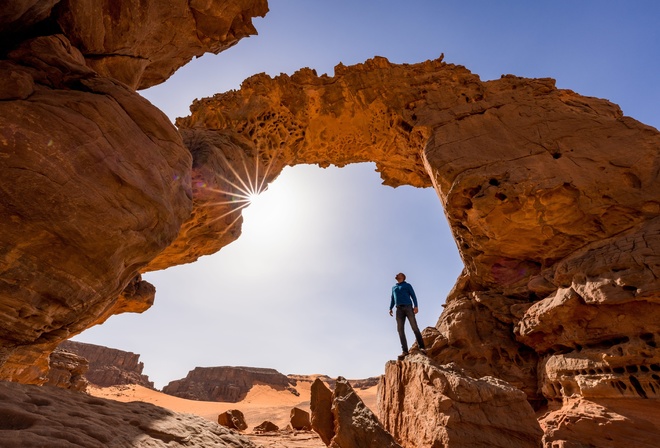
[395,273,406,282]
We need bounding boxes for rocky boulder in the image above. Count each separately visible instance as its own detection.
[290,406,312,430]
[58,340,154,389]
[218,409,248,431]
[254,421,279,433]
[163,366,296,402]
[378,355,542,448]
[45,348,89,392]
[311,376,402,448]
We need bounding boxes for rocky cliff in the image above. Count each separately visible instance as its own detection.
[58,340,154,389]
[1,1,659,446]
[163,366,297,402]
[0,0,266,385]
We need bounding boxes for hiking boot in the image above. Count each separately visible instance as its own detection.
[397,352,409,361]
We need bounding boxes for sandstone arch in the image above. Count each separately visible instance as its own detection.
[149,56,660,411]
[1,2,660,445]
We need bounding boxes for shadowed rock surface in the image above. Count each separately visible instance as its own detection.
[0,380,258,448]
[58,340,154,389]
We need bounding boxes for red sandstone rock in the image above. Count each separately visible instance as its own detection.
[539,398,660,448]
[310,376,401,448]
[58,340,154,389]
[310,378,335,445]
[0,0,268,90]
[0,33,192,384]
[45,348,89,392]
[290,406,311,430]
[378,355,542,447]
[218,409,248,431]
[0,380,258,447]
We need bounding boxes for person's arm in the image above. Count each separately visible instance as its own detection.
[408,284,419,309]
[389,290,395,316]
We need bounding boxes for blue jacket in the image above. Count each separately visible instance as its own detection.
[390,281,418,310]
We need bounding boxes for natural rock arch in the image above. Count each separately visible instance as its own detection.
[1,2,659,445]
[149,56,660,408]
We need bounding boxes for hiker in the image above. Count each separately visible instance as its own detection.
[389,272,426,360]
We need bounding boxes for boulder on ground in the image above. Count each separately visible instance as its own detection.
[254,421,279,433]
[218,409,248,431]
[290,406,311,430]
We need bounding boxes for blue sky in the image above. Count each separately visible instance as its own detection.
[74,1,660,389]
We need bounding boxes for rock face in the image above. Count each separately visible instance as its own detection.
[0,0,267,384]
[378,355,542,447]
[163,366,296,402]
[0,380,258,448]
[45,347,89,392]
[311,376,402,448]
[58,340,154,389]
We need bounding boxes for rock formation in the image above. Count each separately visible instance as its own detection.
[378,354,542,447]
[218,409,248,431]
[254,421,279,433]
[58,340,154,388]
[310,378,335,445]
[290,406,312,430]
[165,55,660,445]
[0,380,258,448]
[311,376,402,448]
[163,366,297,402]
[45,347,89,392]
[2,0,660,445]
[0,0,266,385]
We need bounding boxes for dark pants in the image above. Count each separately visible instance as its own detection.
[395,305,425,353]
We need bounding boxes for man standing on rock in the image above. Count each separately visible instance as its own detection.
[389,273,427,360]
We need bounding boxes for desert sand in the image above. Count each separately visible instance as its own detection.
[89,380,379,448]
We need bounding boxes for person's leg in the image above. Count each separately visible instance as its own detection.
[395,306,409,354]
[404,306,426,350]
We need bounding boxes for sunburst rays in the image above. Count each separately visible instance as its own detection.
[198,141,286,237]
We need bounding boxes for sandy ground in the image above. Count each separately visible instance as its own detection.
[90,380,379,448]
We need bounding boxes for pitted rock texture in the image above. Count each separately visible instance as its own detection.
[539,398,660,448]
[169,55,660,443]
[163,366,296,402]
[0,380,258,448]
[378,355,542,448]
[311,377,402,448]
[58,340,154,389]
[0,33,192,384]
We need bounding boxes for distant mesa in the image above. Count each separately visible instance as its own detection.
[56,340,154,389]
[162,366,298,402]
